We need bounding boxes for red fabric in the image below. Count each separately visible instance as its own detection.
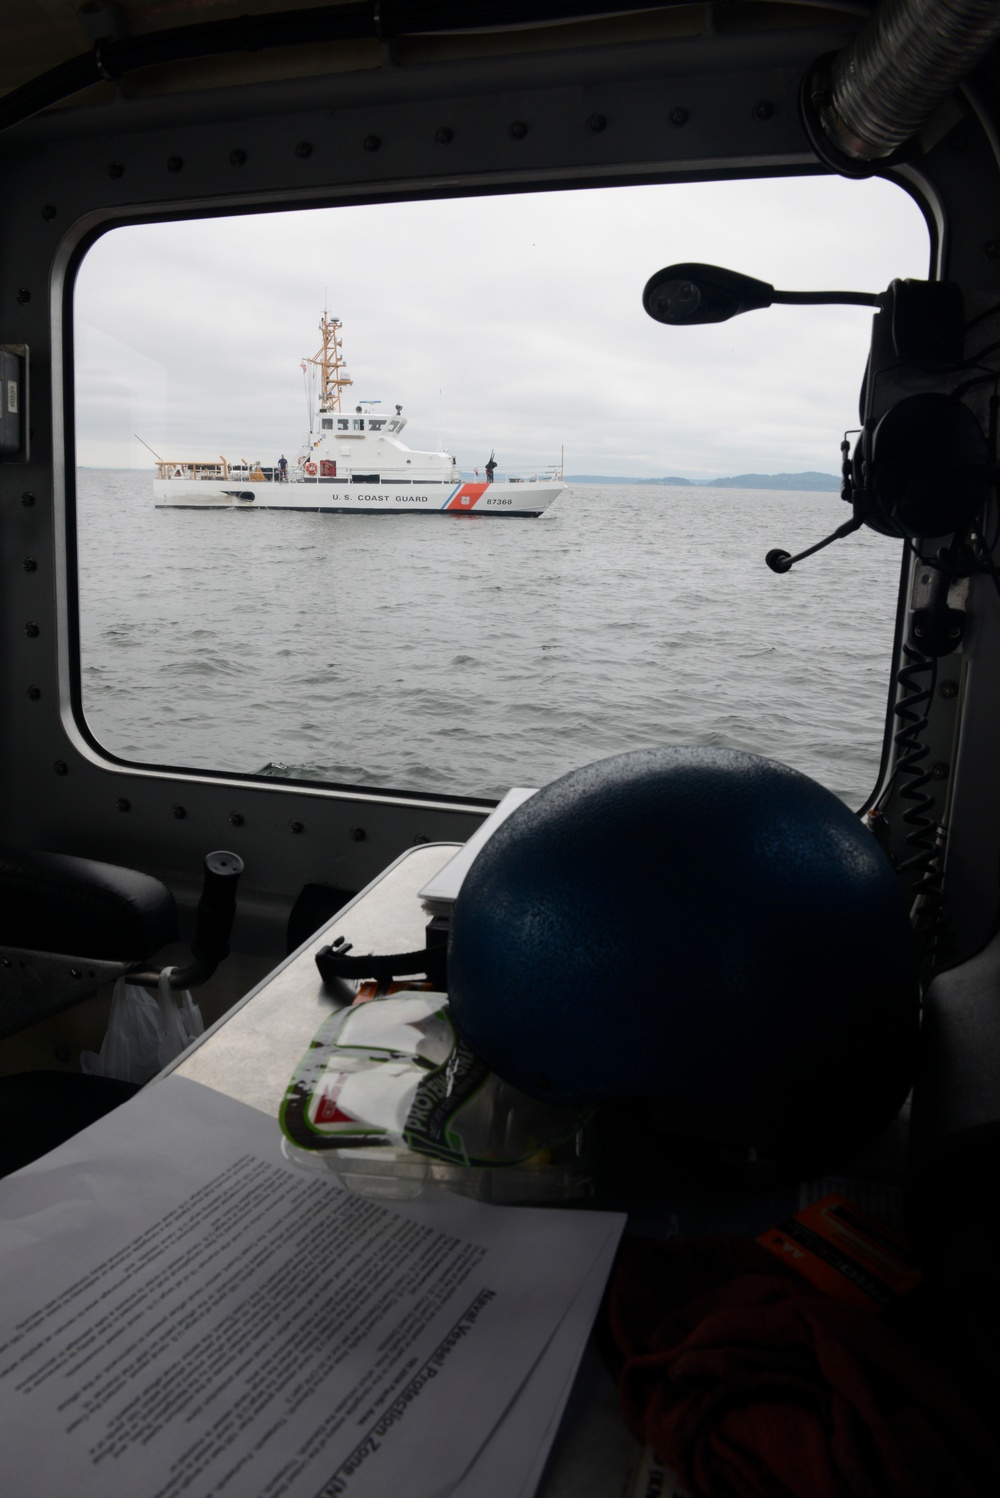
[607,1237,1000,1498]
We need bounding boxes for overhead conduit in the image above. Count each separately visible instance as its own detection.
[2,1,1000,169]
[0,0,694,135]
[805,0,1000,171]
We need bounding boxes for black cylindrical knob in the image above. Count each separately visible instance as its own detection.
[191,850,244,963]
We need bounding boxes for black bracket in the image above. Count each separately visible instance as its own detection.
[0,344,28,460]
[910,606,966,657]
[315,916,449,995]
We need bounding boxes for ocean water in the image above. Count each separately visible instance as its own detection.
[75,471,901,808]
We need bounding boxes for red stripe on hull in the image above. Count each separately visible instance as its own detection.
[445,482,490,510]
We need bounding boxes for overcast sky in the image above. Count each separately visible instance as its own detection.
[74,174,929,479]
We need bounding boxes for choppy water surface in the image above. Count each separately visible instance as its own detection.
[76,472,900,806]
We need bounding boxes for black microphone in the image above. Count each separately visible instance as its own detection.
[765,515,865,573]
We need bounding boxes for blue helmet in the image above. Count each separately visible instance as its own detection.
[448,748,919,1163]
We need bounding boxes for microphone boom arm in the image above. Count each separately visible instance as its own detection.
[766,514,867,574]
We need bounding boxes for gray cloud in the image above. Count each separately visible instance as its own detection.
[74,176,928,477]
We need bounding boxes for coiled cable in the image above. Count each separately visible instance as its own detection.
[890,641,954,965]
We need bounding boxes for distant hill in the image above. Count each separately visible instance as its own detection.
[566,472,840,491]
[563,475,696,486]
[702,472,841,491]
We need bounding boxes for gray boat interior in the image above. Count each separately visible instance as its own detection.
[5,0,1000,1467]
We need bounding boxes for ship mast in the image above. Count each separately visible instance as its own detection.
[305,309,353,415]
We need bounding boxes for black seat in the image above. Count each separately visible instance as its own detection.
[0,845,179,1174]
[0,846,177,958]
[0,845,178,1038]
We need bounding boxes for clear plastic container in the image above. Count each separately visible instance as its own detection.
[280,990,594,1203]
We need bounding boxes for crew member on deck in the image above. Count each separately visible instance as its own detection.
[278,454,288,482]
[485,452,497,484]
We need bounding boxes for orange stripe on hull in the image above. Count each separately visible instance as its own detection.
[445,483,490,510]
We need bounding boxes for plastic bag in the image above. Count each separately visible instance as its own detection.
[80,967,205,1084]
[80,976,162,1084]
[155,966,205,1070]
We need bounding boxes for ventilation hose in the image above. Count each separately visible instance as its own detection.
[813,0,1000,165]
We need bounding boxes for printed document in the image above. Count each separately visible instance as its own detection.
[0,1074,624,1498]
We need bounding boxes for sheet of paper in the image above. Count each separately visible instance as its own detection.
[450,1246,621,1498]
[417,787,538,906]
[0,1074,624,1498]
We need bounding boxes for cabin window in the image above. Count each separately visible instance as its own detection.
[73,178,928,805]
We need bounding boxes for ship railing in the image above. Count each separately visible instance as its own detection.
[156,460,228,480]
[458,469,563,484]
[227,466,283,482]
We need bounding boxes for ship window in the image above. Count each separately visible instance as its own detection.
[73,177,928,806]
[321,418,333,429]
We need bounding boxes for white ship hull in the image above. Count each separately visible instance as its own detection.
[153,477,564,516]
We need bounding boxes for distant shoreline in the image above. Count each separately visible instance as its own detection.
[566,472,841,491]
[78,466,841,493]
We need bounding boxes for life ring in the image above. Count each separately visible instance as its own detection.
[305,461,317,475]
